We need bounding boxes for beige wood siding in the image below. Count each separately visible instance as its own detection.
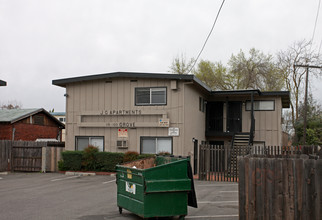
[65,78,194,154]
[242,97,282,146]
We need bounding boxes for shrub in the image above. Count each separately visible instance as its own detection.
[157,151,171,155]
[96,152,124,172]
[82,145,99,171]
[123,151,139,163]
[60,151,83,171]
[137,154,155,160]
[58,149,155,172]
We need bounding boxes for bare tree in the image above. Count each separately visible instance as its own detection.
[1,100,23,109]
[169,53,195,75]
[277,39,322,129]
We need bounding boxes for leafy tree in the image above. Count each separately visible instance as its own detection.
[169,53,195,75]
[294,118,321,145]
[193,60,229,90]
[293,95,321,145]
[228,48,284,91]
[192,48,284,91]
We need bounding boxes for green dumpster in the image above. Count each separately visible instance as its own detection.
[116,155,197,219]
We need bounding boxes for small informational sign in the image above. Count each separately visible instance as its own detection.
[159,118,170,127]
[168,127,179,136]
[125,181,136,194]
[118,128,128,138]
[127,169,132,179]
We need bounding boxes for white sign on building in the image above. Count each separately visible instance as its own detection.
[168,127,179,136]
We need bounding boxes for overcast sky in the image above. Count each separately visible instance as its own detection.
[0,0,321,112]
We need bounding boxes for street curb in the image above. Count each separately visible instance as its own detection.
[0,172,8,175]
[65,171,96,176]
[60,171,116,176]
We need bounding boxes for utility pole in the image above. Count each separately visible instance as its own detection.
[293,64,322,144]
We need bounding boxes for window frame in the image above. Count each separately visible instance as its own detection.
[75,136,104,152]
[199,97,206,113]
[140,136,173,154]
[135,87,167,106]
[245,100,275,111]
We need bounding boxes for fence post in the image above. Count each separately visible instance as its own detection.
[41,147,47,173]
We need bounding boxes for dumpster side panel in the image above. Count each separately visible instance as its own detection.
[116,166,145,216]
[144,192,188,218]
[145,179,191,193]
[145,159,188,181]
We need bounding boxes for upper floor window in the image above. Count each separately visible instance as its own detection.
[246,100,275,111]
[135,87,167,105]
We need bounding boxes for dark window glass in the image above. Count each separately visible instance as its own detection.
[136,87,166,105]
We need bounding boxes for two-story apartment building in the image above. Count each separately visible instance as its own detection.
[53,72,290,165]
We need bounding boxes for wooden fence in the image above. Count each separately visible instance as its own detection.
[238,155,322,220]
[0,140,64,172]
[199,145,320,182]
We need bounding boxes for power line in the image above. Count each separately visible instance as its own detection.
[311,0,321,44]
[188,0,226,74]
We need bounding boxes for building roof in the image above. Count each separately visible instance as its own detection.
[0,108,65,127]
[52,72,212,92]
[50,112,66,116]
[0,80,7,86]
[211,90,290,108]
[52,72,290,108]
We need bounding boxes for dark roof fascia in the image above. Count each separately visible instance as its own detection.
[261,91,290,108]
[211,89,261,95]
[11,108,65,128]
[211,90,290,108]
[0,80,7,86]
[52,72,211,92]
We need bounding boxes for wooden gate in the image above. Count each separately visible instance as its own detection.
[199,144,250,182]
[11,142,45,172]
[0,140,65,172]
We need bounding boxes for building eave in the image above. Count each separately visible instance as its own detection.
[52,72,211,92]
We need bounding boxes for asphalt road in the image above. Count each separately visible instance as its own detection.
[0,173,238,220]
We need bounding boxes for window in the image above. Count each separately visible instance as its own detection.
[75,136,104,151]
[246,100,275,111]
[199,97,205,112]
[135,87,167,105]
[141,137,172,154]
[34,115,44,125]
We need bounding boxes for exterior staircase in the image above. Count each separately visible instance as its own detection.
[233,133,251,147]
[228,133,251,176]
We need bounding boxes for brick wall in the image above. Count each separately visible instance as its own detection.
[0,124,13,140]
[14,123,61,141]
[0,123,61,141]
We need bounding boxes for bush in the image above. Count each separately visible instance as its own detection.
[123,151,139,163]
[60,151,83,171]
[58,150,156,172]
[137,154,155,160]
[96,152,124,172]
[82,145,99,171]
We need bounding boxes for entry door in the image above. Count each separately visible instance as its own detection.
[227,102,242,133]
